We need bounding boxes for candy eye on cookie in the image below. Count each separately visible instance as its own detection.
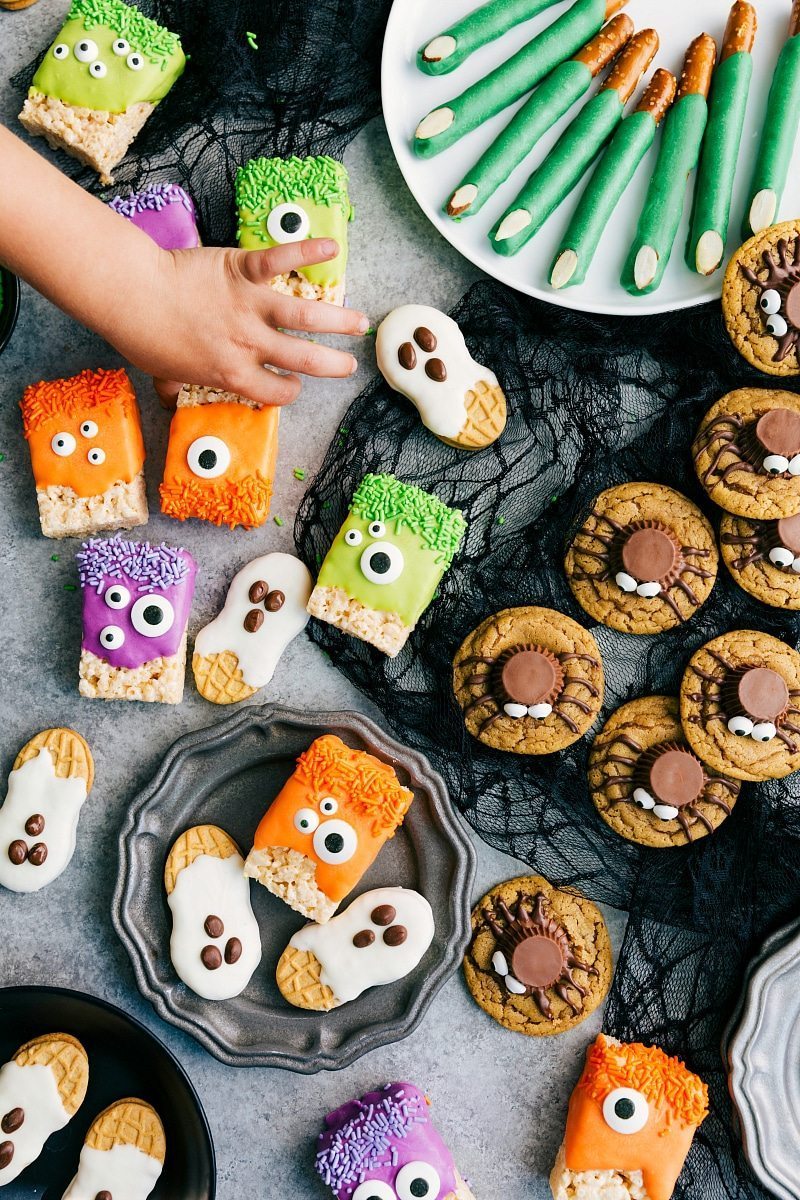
[740,237,800,364]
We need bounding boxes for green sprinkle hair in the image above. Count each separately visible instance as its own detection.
[68,0,182,65]
[350,473,466,566]
[235,155,353,220]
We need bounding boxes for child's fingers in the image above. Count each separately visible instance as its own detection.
[266,330,358,378]
[153,377,182,409]
[276,297,370,336]
[241,238,341,284]
[231,365,303,407]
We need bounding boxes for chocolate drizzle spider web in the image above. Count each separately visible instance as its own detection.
[12,0,391,245]
[296,279,800,1200]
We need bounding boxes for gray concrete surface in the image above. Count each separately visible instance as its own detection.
[0,7,626,1196]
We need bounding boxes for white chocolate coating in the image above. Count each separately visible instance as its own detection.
[0,751,88,893]
[168,851,262,1000]
[289,886,434,1004]
[194,552,312,689]
[376,304,498,441]
[62,1143,163,1200]
[0,1060,70,1184]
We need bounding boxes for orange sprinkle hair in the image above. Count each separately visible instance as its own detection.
[579,1034,709,1129]
[21,368,136,434]
[159,474,273,529]
[295,735,413,837]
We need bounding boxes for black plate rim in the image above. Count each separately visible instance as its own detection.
[0,267,21,356]
[112,703,476,1072]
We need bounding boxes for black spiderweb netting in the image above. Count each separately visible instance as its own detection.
[12,0,392,243]
[295,280,800,1199]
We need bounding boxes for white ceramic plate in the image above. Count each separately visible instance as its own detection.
[381,0,800,315]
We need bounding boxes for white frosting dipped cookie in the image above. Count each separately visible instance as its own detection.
[62,1098,165,1200]
[376,304,507,450]
[276,886,435,1010]
[165,825,262,1001]
[193,552,312,704]
[0,1033,89,1185]
[0,729,93,894]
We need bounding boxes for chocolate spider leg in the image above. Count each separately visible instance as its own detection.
[554,980,584,1013]
[532,986,553,1017]
[567,676,600,697]
[558,694,594,713]
[560,652,603,666]
[701,795,732,814]
[676,810,695,840]
[775,728,798,752]
[463,693,495,716]
[672,578,702,604]
[553,706,580,733]
[658,591,686,621]
[781,720,800,734]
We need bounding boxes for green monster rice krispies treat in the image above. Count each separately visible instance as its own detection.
[235,155,354,305]
[307,473,467,657]
[19,0,185,185]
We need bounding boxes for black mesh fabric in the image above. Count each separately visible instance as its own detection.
[296,280,800,1199]
[12,0,392,244]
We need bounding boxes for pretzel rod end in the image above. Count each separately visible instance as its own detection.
[677,33,717,101]
[573,14,634,76]
[633,67,677,123]
[604,0,628,18]
[720,1,757,61]
[602,28,659,104]
[790,0,800,39]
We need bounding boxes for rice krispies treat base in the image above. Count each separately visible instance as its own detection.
[243,845,338,923]
[177,384,265,410]
[550,1143,650,1200]
[78,639,187,704]
[36,472,148,539]
[19,94,154,185]
[307,585,411,658]
[268,272,345,306]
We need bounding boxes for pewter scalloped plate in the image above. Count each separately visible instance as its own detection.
[112,705,475,1072]
[727,917,800,1200]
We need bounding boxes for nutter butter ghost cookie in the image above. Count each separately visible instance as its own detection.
[18,0,185,185]
[276,887,434,1011]
[108,182,200,249]
[376,305,507,449]
[193,552,312,704]
[20,368,147,539]
[62,1098,165,1200]
[244,734,414,924]
[693,388,800,519]
[724,223,800,375]
[720,510,800,608]
[236,155,353,305]
[453,606,604,755]
[316,1082,475,1200]
[0,728,94,893]
[464,876,612,1037]
[165,825,261,1001]
[77,534,196,703]
[564,482,718,634]
[308,473,466,658]
[0,1033,88,1185]
[680,630,800,782]
[589,696,740,848]
[160,384,280,529]
[550,1034,708,1200]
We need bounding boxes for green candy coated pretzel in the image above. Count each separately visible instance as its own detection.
[413,0,608,159]
[687,51,752,275]
[490,87,624,257]
[741,33,800,240]
[417,0,561,77]
[621,93,708,296]
[550,109,658,289]
[445,58,594,219]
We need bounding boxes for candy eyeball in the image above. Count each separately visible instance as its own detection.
[80,420,98,438]
[528,702,552,719]
[88,447,106,464]
[51,432,76,457]
[89,61,108,78]
[360,541,404,585]
[130,595,175,637]
[652,803,679,821]
[319,797,338,816]
[344,528,363,547]
[126,51,145,70]
[293,808,319,834]
[760,289,782,315]
[769,546,795,568]
[368,521,386,538]
[74,38,98,62]
[313,819,357,864]
[728,715,754,737]
[503,702,527,719]
[602,1088,649,1135]
[352,1183,396,1200]
[636,580,662,599]
[99,625,125,650]
[395,1162,441,1200]
[764,454,790,475]
[632,787,655,810]
[615,571,637,593]
[112,38,130,56]
[266,203,311,244]
[751,721,776,743]
[52,43,70,60]
[789,454,800,477]
[767,314,789,338]
[104,584,130,610]
[187,436,231,479]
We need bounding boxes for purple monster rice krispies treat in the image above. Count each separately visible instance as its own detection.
[315,1082,475,1200]
[108,182,200,250]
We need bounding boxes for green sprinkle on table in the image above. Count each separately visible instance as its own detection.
[293,468,307,480]
[496,515,506,525]
[51,554,59,562]
[246,31,258,50]
[63,583,77,592]
[273,516,284,527]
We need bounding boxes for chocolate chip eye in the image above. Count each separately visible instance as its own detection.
[413,326,437,352]
[602,1088,649,1134]
[398,342,416,370]
[760,289,781,315]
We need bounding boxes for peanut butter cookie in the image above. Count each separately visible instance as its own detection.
[452,606,604,755]
[680,630,800,781]
[723,221,800,376]
[693,388,800,519]
[564,482,717,635]
[463,875,612,1037]
[720,511,800,609]
[589,695,740,847]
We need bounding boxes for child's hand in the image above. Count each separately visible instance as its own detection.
[126,238,369,408]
